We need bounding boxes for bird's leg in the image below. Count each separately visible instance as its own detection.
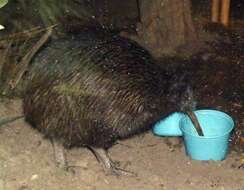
[88,147,135,176]
[51,139,68,170]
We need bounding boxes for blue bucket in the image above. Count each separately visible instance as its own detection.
[153,112,184,136]
[180,110,234,161]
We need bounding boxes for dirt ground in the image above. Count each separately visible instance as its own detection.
[0,99,243,190]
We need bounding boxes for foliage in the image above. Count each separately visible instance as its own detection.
[0,0,8,30]
[0,0,8,8]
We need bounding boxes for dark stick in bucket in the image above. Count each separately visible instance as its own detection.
[186,111,204,136]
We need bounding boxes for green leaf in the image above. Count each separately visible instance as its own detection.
[0,0,8,8]
[0,25,5,30]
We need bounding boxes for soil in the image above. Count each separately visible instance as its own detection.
[0,99,243,190]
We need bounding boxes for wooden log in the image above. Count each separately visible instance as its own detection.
[220,0,231,27]
[211,0,220,22]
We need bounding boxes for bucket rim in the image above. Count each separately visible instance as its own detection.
[180,109,235,139]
